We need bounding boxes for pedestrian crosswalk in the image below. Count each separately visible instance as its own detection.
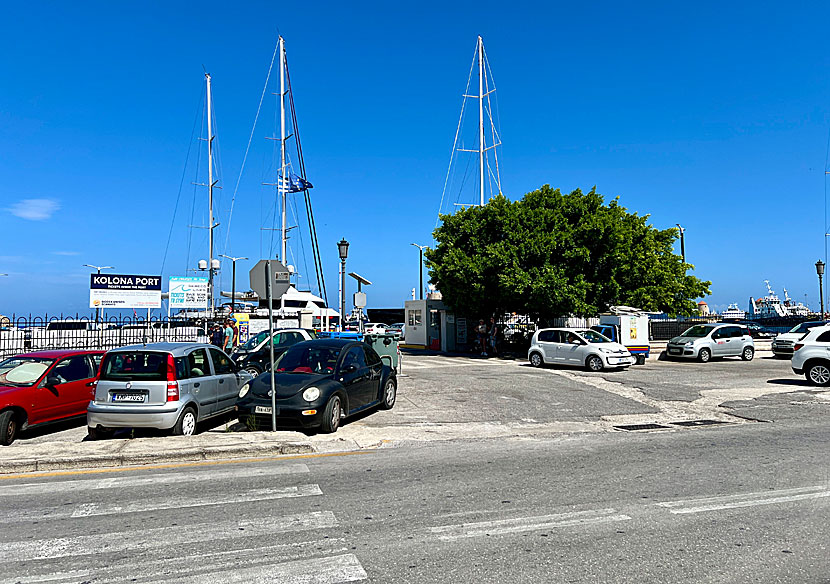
[0,461,368,584]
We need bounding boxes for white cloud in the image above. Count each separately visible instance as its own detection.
[8,198,60,221]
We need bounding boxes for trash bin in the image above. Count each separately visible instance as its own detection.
[364,333,400,370]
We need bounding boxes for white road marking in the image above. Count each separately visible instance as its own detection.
[142,553,367,584]
[0,463,310,496]
[0,572,91,584]
[0,512,339,562]
[70,483,323,518]
[0,484,322,523]
[656,485,830,514]
[429,508,631,540]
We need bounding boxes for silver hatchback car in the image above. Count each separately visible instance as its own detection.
[88,342,253,438]
[666,324,754,362]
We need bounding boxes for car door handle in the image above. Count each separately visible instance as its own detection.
[85,381,95,387]
[194,382,200,388]
[219,379,225,384]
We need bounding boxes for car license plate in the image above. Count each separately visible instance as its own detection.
[255,406,272,414]
[112,393,145,403]
[668,348,681,354]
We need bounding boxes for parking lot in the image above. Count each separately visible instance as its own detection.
[4,347,829,463]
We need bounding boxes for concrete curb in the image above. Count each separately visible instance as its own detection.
[0,441,315,475]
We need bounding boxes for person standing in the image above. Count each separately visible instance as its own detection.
[476,319,488,356]
[230,317,240,348]
[489,317,499,356]
[210,324,223,347]
[222,319,234,353]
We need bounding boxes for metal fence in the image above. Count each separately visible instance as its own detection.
[0,315,209,360]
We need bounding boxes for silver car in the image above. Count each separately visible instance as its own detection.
[88,342,252,438]
[666,324,754,362]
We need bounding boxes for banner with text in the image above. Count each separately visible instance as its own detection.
[169,276,209,309]
[89,274,162,309]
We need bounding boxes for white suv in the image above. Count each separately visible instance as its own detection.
[790,324,830,386]
[528,328,635,371]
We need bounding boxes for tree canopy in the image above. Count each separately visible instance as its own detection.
[425,185,710,319]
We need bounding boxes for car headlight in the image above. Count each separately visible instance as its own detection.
[238,382,251,399]
[598,347,613,354]
[302,386,320,402]
[684,341,694,347]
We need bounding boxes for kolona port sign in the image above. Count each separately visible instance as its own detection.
[89,274,162,309]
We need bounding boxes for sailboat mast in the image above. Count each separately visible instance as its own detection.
[279,36,288,265]
[477,36,485,207]
[206,72,216,313]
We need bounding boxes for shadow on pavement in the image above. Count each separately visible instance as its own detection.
[767,378,811,387]
[18,416,86,442]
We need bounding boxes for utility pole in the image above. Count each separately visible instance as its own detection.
[219,255,247,314]
[676,224,686,264]
[205,72,219,313]
[411,243,429,300]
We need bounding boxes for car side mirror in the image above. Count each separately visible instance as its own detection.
[45,375,62,387]
[341,364,357,374]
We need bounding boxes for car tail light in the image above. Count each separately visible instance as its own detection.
[794,343,804,352]
[166,353,179,401]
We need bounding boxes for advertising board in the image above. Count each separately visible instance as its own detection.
[169,276,209,309]
[89,274,162,309]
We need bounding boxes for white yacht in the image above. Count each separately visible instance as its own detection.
[748,281,810,318]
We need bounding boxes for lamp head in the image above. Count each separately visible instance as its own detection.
[338,238,350,260]
[816,260,825,276]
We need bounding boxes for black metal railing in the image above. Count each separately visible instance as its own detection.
[0,315,210,360]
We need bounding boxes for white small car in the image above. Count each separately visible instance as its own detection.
[528,328,635,371]
[363,323,387,335]
[772,321,828,358]
[791,324,830,385]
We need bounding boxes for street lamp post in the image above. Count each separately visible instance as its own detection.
[219,255,248,314]
[338,239,350,330]
[83,264,114,325]
[411,243,429,300]
[816,260,825,318]
[676,224,686,264]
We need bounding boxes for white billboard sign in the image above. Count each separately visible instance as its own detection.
[89,274,162,309]
[169,276,209,309]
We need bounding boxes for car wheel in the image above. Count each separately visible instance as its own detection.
[806,363,830,387]
[698,348,711,363]
[321,396,342,434]
[635,354,646,365]
[87,426,114,440]
[586,355,603,372]
[173,406,198,436]
[741,346,754,361]
[529,352,544,368]
[244,365,262,377]
[379,378,397,410]
[0,410,18,446]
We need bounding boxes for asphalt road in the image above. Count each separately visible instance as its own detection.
[1,416,828,583]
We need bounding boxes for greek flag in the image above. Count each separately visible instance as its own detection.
[279,173,313,193]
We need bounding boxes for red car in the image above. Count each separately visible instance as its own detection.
[0,350,105,445]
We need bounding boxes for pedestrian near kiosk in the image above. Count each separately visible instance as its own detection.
[477,319,488,356]
[489,317,499,356]
[230,317,239,347]
[222,319,234,352]
[210,324,223,347]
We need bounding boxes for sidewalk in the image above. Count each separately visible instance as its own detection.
[0,431,313,474]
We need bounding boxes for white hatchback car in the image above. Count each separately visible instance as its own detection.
[790,324,830,385]
[528,328,635,371]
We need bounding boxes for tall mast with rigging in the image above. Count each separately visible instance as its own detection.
[205,72,217,313]
[477,35,485,207]
[279,36,288,265]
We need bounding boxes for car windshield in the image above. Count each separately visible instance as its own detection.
[681,325,713,338]
[100,351,169,381]
[789,323,819,334]
[0,357,53,387]
[577,330,610,343]
[241,331,270,350]
[276,345,341,375]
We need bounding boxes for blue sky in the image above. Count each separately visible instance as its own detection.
[2,1,830,317]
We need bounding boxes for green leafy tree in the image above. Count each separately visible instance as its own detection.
[426,185,710,320]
